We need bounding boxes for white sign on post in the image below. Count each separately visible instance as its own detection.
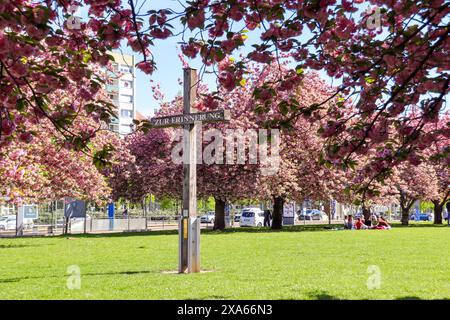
[283,203,295,225]
[23,205,38,219]
[16,204,38,236]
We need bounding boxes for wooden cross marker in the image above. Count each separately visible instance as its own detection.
[150,68,230,273]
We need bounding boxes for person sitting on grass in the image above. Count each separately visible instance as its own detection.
[374,216,391,230]
[355,217,368,230]
[370,215,378,228]
[344,215,354,229]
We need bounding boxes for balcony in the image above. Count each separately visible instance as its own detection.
[106,84,119,92]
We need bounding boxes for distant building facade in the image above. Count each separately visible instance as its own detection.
[106,52,136,136]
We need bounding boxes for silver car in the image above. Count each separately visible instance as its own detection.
[200,212,215,224]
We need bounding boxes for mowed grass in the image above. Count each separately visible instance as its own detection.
[0,224,449,300]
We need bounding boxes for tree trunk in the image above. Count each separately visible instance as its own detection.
[64,216,69,234]
[433,201,443,225]
[400,201,415,226]
[362,205,371,221]
[213,197,226,231]
[272,196,285,230]
[323,200,331,222]
[400,207,410,226]
[142,197,146,217]
[399,190,415,226]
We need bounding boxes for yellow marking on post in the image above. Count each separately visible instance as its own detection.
[183,219,188,239]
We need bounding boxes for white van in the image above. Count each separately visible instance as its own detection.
[0,215,34,231]
[239,208,265,227]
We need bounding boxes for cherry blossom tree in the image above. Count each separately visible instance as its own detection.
[107,125,181,202]
[115,59,347,230]
[0,3,117,161]
[243,65,344,229]
[386,162,439,225]
[423,117,449,224]
[7,1,445,223]
[0,78,132,205]
[0,114,128,205]
[109,91,262,230]
[193,60,348,229]
[2,1,448,186]
[429,161,449,224]
[175,0,450,183]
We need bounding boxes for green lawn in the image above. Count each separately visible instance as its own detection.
[0,224,449,300]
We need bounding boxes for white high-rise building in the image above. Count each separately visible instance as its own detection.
[106,52,136,136]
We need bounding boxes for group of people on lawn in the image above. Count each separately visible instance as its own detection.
[344,214,391,230]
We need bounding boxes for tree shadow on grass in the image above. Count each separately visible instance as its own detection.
[56,229,180,239]
[85,270,155,276]
[184,295,230,300]
[306,291,342,300]
[305,291,448,300]
[36,225,342,240]
[391,223,449,228]
[0,243,53,249]
[4,222,446,241]
[0,270,158,284]
[203,224,345,235]
[395,296,448,300]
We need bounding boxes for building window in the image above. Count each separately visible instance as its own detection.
[109,124,119,132]
[119,94,133,103]
[120,124,132,134]
[119,65,132,73]
[120,109,133,118]
[120,80,133,88]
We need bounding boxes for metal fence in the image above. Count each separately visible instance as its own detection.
[0,201,403,238]
[0,214,221,237]
[0,215,351,238]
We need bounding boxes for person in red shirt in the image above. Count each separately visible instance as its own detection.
[375,216,391,229]
[355,217,368,230]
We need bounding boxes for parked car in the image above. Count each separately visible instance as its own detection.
[0,216,11,230]
[354,212,363,219]
[149,215,173,221]
[0,215,34,231]
[298,209,329,221]
[311,210,329,221]
[239,208,264,227]
[298,209,327,221]
[200,212,215,224]
[410,213,432,221]
[298,209,313,220]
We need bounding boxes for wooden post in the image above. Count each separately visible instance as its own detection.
[183,68,198,218]
[16,206,24,237]
[150,68,230,274]
[180,68,200,273]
